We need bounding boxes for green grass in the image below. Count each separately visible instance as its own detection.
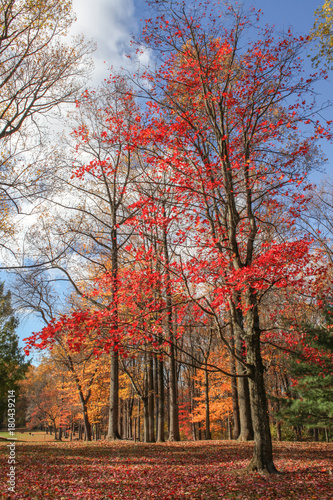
[0,430,57,442]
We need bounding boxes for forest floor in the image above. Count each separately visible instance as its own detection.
[0,440,332,499]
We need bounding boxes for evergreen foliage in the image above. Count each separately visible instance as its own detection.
[0,282,29,427]
[281,302,333,431]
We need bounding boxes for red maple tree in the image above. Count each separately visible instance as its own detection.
[131,0,331,472]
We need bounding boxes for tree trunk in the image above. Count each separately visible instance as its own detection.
[229,335,240,439]
[122,399,127,439]
[77,388,92,441]
[189,368,197,440]
[230,304,254,441]
[227,416,233,440]
[313,427,319,441]
[236,350,254,440]
[133,417,137,441]
[169,346,180,441]
[148,354,155,442]
[156,346,165,441]
[107,348,121,440]
[154,354,159,439]
[82,403,92,441]
[240,376,254,439]
[166,372,170,436]
[129,398,134,440]
[107,225,121,440]
[274,373,282,442]
[204,363,211,440]
[245,295,278,473]
[325,428,329,442]
[162,219,180,442]
[53,422,58,441]
[137,399,141,442]
[276,422,282,442]
[143,396,149,442]
[293,426,302,441]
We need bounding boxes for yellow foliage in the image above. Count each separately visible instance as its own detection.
[311,0,333,67]
[191,348,232,433]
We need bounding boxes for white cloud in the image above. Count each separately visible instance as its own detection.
[137,45,151,68]
[71,0,137,84]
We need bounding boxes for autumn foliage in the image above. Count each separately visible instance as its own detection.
[20,0,333,477]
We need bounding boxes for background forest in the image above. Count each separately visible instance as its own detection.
[0,0,333,478]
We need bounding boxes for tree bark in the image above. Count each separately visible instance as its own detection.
[148,353,155,442]
[189,362,198,440]
[107,348,121,440]
[230,304,254,441]
[276,422,282,442]
[156,355,165,442]
[154,353,159,438]
[137,399,141,442]
[229,334,240,439]
[162,221,180,441]
[245,293,278,473]
[143,396,149,442]
[168,334,180,441]
[81,402,92,441]
[204,362,211,440]
[106,224,121,440]
[122,399,126,439]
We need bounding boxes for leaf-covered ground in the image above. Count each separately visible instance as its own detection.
[0,440,332,499]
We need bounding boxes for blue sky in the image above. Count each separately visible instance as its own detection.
[239,0,319,32]
[70,0,332,136]
[14,0,333,348]
[71,0,323,81]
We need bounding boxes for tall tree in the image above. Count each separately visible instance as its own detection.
[135,0,329,472]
